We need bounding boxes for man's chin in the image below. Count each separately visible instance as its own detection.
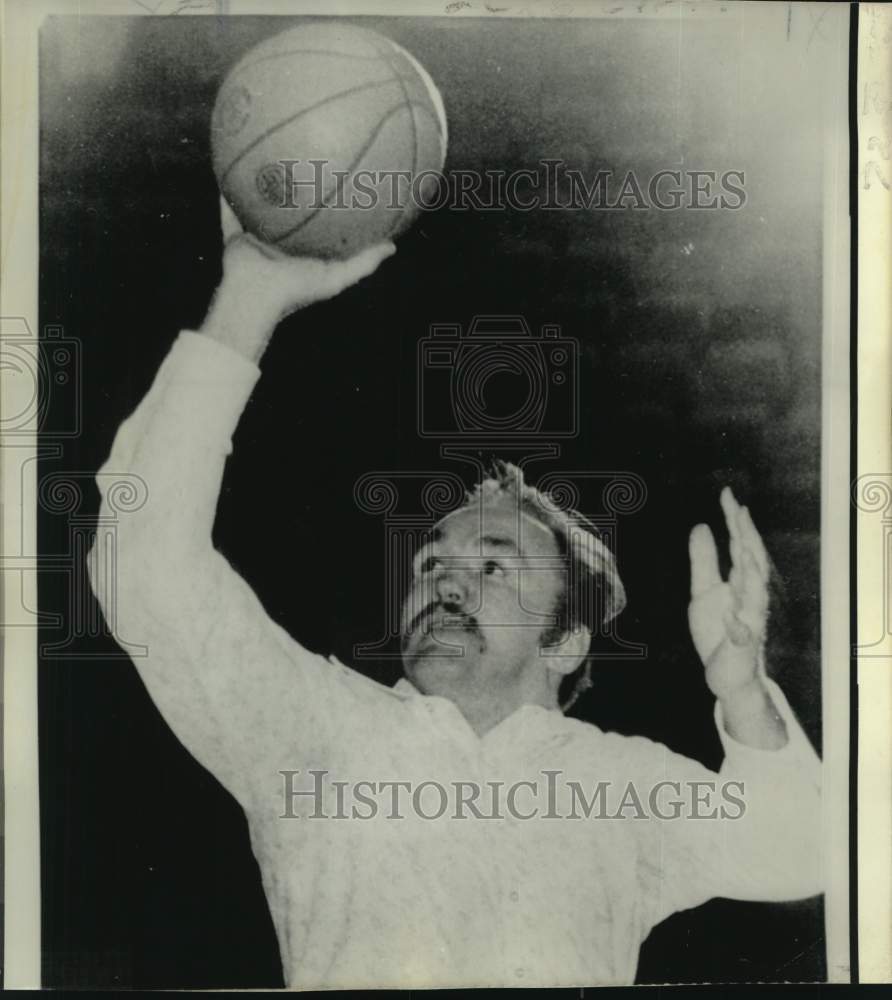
[403,650,473,698]
[402,633,480,676]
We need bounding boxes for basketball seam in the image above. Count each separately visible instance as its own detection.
[272,99,437,247]
[378,42,419,176]
[370,38,419,239]
[217,77,406,187]
[390,40,447,158]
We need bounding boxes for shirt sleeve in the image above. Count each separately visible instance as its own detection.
[630,678,823,933]
[87,331,398,811]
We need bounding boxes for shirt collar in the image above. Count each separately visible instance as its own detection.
[392,676,421,699]
[391,676,565,724]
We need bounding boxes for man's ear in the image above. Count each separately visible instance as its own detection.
[539,627,592,676]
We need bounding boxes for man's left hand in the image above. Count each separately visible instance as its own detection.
[688,487,771,701]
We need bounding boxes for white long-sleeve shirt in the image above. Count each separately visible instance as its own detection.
[88,331,823,989]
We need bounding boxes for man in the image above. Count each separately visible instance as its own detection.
[88,199,822,989]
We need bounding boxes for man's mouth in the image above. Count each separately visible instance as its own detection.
[403,605,480,647]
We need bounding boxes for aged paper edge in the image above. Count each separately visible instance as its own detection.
[856,2,892,987]
[1,0,857,988]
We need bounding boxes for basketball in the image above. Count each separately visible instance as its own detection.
[211,23,448,260]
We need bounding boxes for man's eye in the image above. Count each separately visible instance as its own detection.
[484,560,504,577]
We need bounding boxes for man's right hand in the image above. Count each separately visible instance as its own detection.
[202,195,397,362]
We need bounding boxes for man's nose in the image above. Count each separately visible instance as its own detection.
[435,570,467,609]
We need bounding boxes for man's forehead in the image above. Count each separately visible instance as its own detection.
[428,499,558,552]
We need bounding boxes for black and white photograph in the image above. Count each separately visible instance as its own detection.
[0,0,867,989]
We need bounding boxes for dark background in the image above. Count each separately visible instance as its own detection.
[39,11,833,988]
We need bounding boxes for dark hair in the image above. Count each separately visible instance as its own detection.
[460,461,626,712]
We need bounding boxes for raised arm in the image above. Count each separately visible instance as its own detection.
[87,200,396,810]
[632,491,822,930]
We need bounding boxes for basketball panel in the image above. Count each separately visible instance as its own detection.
[221,83,413,246]
[391,104,447,236]
[277,103,423,258]
[386,38,448,156]
[366,102,445,240]
[211,56,398,181]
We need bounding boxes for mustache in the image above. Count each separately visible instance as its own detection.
[404,601,480,640]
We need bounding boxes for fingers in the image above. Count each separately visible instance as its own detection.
[720,489,769,636]
[720,486,771,592]
[691,490,771,657]
[740,549,769,616]
[219,193,243,244]
[719,486,738,534]
[319,241,397,296]
[239,231,290,262]
[720,486,743,577]
[211,221,397,329]
[738,504,770,579]
[282,241,397,302]
[689,523,721,598]
[723,608,752,647]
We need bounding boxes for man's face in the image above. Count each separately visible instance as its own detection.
[400,498,566,699]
